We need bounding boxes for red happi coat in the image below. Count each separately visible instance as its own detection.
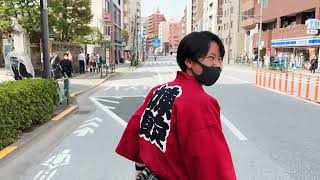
[116,71,237,180]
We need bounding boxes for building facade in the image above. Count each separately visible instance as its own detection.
[192,0,204,31]
[158,21,170,53]
[241,0,320,67]
[146,10,166,53]
[203,0,218,33]
[89,0,123,64]
[221,0,244,63]
[169,21,183,51]
[123,0,141,58]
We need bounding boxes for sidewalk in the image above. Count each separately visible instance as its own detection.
[61,61,135,96]
[0,68,14,83]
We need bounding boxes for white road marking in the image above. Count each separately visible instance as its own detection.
[79,122,99,128]
[95,98,120,104]
[223,75,252,84]
[157,69,164,84]
[73,127,95,137]
[90,97,128,127]
[221,113,248,141]
[85,117,103,123]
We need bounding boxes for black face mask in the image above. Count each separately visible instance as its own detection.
[191,62,222,86]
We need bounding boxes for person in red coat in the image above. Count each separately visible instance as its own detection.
[116,31,237,180]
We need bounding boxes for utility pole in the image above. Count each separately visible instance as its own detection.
[40,0,50,78]
[109,0,115,71]
[227,2,232,64]
[257,0,264,68]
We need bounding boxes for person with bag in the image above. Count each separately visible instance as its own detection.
[116,31,237,180]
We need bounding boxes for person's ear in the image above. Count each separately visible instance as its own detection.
[185,58,193,69]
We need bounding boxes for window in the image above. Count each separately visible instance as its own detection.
[231,6,234,14]
[230,21,233,29]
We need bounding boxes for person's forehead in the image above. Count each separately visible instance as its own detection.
[207,42,220,56]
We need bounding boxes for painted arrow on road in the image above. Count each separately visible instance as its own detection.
[73,117,103,137]
[73,127,95,137]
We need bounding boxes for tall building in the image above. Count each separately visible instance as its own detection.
[203,0,221,34]
[240,0,320,63]
[122,0,141,58]
[186,0,193,34]
[141,17,148,59]
[169,21,183,51]
[159,21,170,53]
[146,10,166,52]
[192,0,204,31]
[181,6,187,36]
[221,0,244,63]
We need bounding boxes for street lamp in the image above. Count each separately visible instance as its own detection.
[40,0,50,78]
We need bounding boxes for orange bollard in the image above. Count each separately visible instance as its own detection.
[314,77,319,102]
[268,70,272,88]
[305,76,311,100]
[272,71,276,89]
[263,69,267,87]
[290,73,295,95]
[278,72,282,92]
[297,74,302,97]
[284,73,288,93]
[256,69,259,85]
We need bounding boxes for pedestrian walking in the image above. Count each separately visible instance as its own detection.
[78,51,85,74]
[116,31,237,180]
[65,50,73,63]
[96,54,103,72]
[310,56,318,74]
[85,54,90,72]
[89,53,97,72]
[60,53,73,78]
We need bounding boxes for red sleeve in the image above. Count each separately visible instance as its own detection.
[176,100,237,180]
[115,87,158,163]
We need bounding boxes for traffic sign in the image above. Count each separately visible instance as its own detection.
[152,39,161,48]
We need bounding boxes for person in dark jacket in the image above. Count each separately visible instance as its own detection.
[60,53,73,78]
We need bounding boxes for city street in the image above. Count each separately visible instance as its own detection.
[0,56,319,180]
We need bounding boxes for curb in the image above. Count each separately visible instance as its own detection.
[0,104,79,160]
[0,65,133,160]
[0,71,120,159]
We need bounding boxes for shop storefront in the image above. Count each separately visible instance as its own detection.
[271,37,320,69]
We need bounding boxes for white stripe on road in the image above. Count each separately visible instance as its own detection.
[90,97,127,127]
[223,75,252,84]
[95,98,120,104]
[157,69,164,84]
[221,113,248,141]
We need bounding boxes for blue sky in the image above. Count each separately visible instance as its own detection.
[141,0,187,20]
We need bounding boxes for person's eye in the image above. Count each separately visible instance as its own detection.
[208,56,215,60]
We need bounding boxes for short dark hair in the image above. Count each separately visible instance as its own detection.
[176,31,225,71]
[64,53,68,56]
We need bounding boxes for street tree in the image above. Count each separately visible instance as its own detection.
[122,29,129,44]
[48,0,93,42]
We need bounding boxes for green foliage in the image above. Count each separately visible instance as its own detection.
[122,29,129,43]
[3,0,41,33]
[0,79,59,150]
[48,0,93,42]
[0,0,13,33]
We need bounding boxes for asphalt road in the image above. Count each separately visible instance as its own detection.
[0,56,319,180]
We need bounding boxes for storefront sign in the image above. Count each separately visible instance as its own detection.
[305,19,320,30]
[307,29,318,35]
[272,37,320,47]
